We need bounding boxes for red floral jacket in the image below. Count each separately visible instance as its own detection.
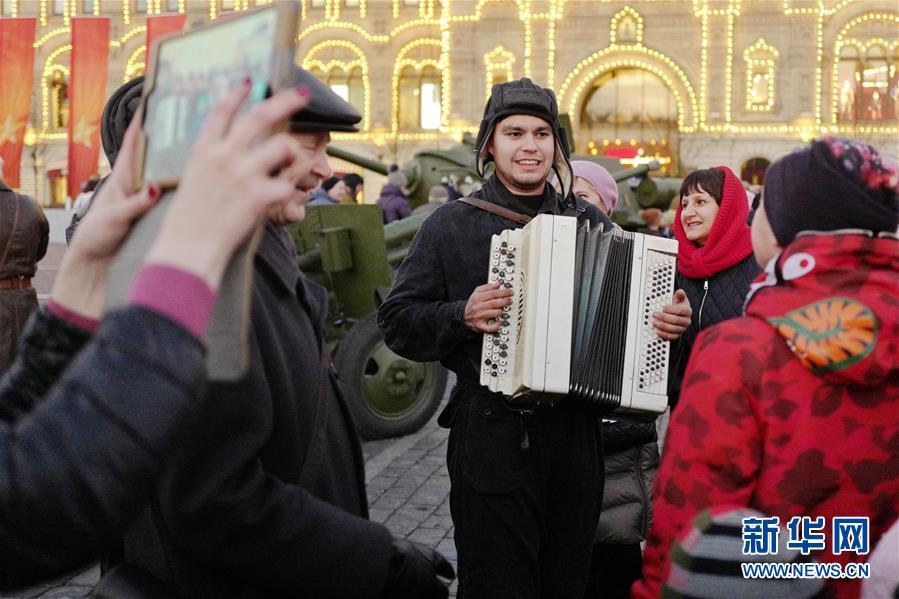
[633,232,899,599]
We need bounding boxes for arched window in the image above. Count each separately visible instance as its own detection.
[743,39,778,112]
[863,44,891,120]
[394,40,443,132]
[740,157,771,186]
[837,45,862,122]
[398,64,441,131]
[836,41,896,124]
[579,68,678,172]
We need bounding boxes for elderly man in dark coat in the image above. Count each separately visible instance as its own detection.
[0,158,49,374]
[115,69,453,599]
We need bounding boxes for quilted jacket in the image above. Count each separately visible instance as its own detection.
[668,254,761,407]
[634,231,899,599]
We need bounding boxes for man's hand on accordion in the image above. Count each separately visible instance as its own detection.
[464,282,514,333]
[652,289,692,341]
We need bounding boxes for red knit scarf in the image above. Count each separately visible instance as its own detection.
[674,165,754,279]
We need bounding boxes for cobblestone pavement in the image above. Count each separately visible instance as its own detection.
[5,376,458,598]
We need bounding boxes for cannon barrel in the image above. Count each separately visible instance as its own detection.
[611,160,660,183]
[326,145,390,176]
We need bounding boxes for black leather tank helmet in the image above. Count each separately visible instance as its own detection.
[101,76,144,167]
[473,78,574,200]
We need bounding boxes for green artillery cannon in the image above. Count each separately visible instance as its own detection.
[288,204,445,440]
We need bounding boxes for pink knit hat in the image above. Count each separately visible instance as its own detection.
[570,160,618,213]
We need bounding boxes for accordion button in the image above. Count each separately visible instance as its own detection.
[500,343,508,350]
[485,359,492,366]
[492,364,498,370]
[500,249,507,255]
[500,351,507,357]
[491,372,497,378]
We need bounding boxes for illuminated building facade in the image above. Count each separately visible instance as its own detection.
[4,0,897,205]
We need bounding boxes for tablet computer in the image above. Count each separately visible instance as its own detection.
[109,2,300,381]
[135,2,299,189]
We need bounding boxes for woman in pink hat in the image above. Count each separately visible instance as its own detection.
[570,160,619,215]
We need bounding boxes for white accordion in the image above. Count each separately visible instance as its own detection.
[479,214,678,414]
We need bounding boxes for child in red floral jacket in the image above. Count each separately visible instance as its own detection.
[633,137,899,599]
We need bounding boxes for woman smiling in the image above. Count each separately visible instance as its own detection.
[668,166,761,409]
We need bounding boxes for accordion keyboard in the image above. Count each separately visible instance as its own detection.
[481,231,523,395]
[634,248,678,396]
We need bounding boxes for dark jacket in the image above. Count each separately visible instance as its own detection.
[122,224,393,598]
[595,419,659,545]
[668,253,760,407]
[0,183,49,373]
[0,307,205,590]
[378,176,612,594]
[377,184,412,223]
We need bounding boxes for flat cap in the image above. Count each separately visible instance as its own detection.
[289,67,361,133]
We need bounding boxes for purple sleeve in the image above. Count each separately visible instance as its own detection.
[46,300,101,334]
[127,264,215,339]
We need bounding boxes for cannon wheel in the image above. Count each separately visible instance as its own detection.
[335,313,448,440]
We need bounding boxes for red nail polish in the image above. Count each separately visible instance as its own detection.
[149,184,160,199]
[296,85,309,97]
[242,76,251,87]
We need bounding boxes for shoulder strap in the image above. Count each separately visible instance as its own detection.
[458,196,532,225]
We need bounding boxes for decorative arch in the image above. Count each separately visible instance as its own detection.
[391,38,445,133]
[483,45,516,100]
[302,39,371,130]
[40,44,71,135]
[124,46,147,82]
[559,46,699,134]
[610,6,643,45]
[473,0,527,19]
[743,38,779,111]
[829,11,899,125]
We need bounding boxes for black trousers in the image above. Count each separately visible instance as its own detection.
[445,389,603,599]
[583,543,643,599]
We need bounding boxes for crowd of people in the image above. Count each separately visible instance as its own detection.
[1,59,897,599]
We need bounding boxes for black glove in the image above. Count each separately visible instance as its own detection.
[381,538,455,599]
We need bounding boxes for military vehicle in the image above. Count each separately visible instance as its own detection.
[326,137,481,209]
[290,146,673,439]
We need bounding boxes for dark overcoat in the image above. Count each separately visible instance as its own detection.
[122,224,394,598]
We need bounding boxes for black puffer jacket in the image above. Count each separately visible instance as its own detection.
[595,419,659,544]
[0,307,205,590]
[668,253,761,407]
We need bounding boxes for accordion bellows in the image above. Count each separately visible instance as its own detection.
[480,214,677,414]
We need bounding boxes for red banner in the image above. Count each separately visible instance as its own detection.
[0,18,37,188]
[67,17,109,200]
[147,14,187,67]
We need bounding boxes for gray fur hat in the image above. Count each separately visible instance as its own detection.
[474,78,573,199]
